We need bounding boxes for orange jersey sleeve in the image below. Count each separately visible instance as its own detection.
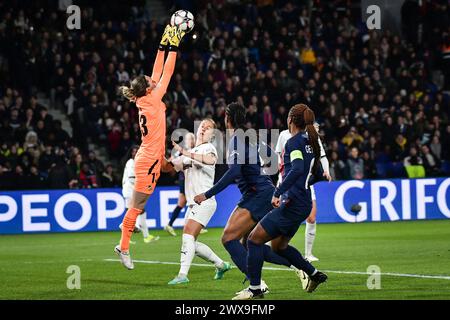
[150,49,165,83]
[152,51,177,100]
[135,51,177,159]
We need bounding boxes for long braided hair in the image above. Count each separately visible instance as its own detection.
[288,104,321,174]
[225,102,246,130]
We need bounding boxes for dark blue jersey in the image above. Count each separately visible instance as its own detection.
[274,131,315,208]
[205,131,273,199]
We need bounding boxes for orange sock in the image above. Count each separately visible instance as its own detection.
[120,208,142,252]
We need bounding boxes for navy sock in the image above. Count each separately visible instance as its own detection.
[277,245,315,275]
[263,245,291,267]
[223,240,248,276]
[168,205,183,226]
[247,240,264,287]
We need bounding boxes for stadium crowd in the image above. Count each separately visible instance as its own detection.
[0,0,449,190]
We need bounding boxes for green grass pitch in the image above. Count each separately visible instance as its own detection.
[1,220,450,300]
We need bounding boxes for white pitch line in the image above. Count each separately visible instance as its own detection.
[103,259,450,281]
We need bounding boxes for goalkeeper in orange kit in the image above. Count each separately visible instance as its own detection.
[114,25,186,270]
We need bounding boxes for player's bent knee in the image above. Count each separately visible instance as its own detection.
[221,230,238,244]
[248,231,264,245]
[271,238,289,252]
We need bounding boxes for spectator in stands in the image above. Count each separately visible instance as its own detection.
[342,127,364,149]
[329,151,346,181]
[79,162,98,188]
[362,151,377,179]
[100,164,120,188]
[347,147,365,180]
[28,165,46,189]
[48,156,77,189]
[421,145,441,176]
[11,164,27,190]
[87,151,105,177]
[404,146,426,178]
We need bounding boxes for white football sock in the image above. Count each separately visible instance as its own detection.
[305,222,316,257]
[139,213,149,238]
[179,234,196,277]
[195,241,224,269]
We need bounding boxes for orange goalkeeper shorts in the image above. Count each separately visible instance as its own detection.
[134,155,162,195]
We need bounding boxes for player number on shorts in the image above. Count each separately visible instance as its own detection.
[140,114,148,137]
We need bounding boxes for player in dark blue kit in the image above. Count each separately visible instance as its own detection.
[233,104,328,300]
[194,102,293,293]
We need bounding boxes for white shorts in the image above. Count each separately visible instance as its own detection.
[310,185,316,201]
[185,199,217,227]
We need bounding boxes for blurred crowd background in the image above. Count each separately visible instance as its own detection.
[0,0,449,190]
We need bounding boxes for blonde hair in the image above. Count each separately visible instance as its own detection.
[203,118,217,129]
[119,86,136,102]
[119,75,149,102]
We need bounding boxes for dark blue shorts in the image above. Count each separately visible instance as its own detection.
[260,199,311,239]
[238,187,274,222]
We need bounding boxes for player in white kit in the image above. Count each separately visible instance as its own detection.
[275,123,331,262]
[120,145,159,243]
[167,119,231,285]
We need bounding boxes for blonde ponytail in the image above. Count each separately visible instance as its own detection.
[119,85,136,102]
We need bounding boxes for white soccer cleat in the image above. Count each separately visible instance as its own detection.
[235,280,269,295]
[306,254,319,262]
[232,288,264,300]
[114,245,134,270]
[164,225,177,236]
[293,267,309,290]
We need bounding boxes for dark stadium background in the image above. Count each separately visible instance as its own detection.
[0,0,449,191]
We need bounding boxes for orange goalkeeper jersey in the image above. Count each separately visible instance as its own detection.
[135,50,176,159]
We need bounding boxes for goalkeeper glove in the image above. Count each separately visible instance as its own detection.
[159,25,171,49]
[168,26,186,50]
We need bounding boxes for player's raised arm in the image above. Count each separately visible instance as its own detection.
[150,25,171,83]
[152,27,186,100]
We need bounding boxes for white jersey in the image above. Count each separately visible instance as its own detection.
[122,158,135,199]
[275,129,292,155]
[172,142,218,206]
[275,130,293,185]
[275,129,329,185]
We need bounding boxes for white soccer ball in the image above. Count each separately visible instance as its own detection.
[170,10,194,33]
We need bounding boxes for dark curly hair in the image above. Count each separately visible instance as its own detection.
[225,102,246,129]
